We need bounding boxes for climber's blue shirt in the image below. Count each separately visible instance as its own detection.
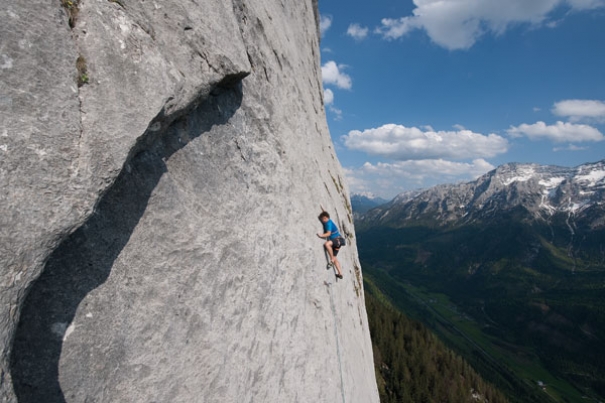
[323,219,341,240]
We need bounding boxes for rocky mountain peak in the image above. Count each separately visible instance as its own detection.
[360,160,605,228]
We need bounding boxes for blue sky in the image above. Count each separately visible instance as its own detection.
[318,0,605,199]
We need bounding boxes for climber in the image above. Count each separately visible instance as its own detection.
[317,211,345,279]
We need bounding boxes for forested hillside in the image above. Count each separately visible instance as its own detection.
[365,284,509,403]
[359,221,605,401]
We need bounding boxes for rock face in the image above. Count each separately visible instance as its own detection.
[0,1,379,402]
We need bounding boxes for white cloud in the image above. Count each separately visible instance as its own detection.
[320,15,332,37]
[343,167,372,194]
[567,0,605,9]
[375,0,605,50]
[347,23,369,40]
[328,105,343,120]
[375,16,419,40]
[362,159,494,179]
[323,88,334,105]
[553,144,589,151]
[552,99,605,122]
[321,61,352,90]
[507,121,604,142]
[344,159,495,197]
[342,124,509,160]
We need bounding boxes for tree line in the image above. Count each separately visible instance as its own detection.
[366,290,509,403]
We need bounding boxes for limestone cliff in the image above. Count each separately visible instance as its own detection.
[0,0,379,402]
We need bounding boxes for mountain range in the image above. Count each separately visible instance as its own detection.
[355,159,605,402]
[361,159,605,229]
[350,193,390,216]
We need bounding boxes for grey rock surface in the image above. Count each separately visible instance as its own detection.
[0,0,379,402]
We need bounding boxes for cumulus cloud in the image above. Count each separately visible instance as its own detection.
[375,16,419,40]
[343,167,372,194]
[361,159,494,179]
[507,121,604,142]
[342,124,509,160]
[345,159,495,196]
[553,144,589,151]
[567,0,605,9]
[347,23,369,40]
[321,61,352,90]
[375,0,605,50]
[328,105,343,120]
[323,88,334,105]
[320,15,332,37]
[552,99,605,122]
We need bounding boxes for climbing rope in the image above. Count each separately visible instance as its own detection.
[325,280,346,403]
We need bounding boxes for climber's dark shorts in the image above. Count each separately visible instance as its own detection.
[331,237,346,255]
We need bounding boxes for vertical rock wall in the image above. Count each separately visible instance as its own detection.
[0,0,379,402]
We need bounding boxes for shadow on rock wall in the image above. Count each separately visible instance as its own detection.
[10,81,244,403]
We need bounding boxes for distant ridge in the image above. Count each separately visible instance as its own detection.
[360,159,605,229]
[350,193,389,216]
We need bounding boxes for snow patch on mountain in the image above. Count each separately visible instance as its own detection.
[575,169,605,187]
[539,177,565,190]
[501,165,536,186]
